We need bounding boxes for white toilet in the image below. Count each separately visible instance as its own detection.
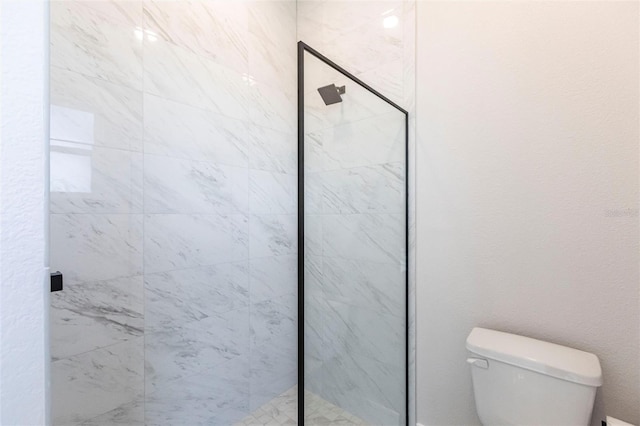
[466,327,603,426]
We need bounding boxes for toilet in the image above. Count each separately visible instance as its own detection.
[466,327,603,426]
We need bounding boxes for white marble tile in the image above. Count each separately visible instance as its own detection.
[323,300,404,368]
[323,3,403,75]
[322,213,405,265]
[296,1,324,49]
[248,0,296,92]
[249,170,296,215]
[145,309,249,394]
[50,142,143,214]
[402,0,416,117]
[304,349,325,397]
[144,37,249,121]
[321,1,403,44]
[58,1,143,27]
[304,214,323,256]
[304,172,324,215]
[51,1,143,90]
[51,275,144,360]
[50,214,143,285]
[50,104,96,146]
[147,355,250,413]
[249,255,297,303]
[145,262,249,333]
[320,112,406,170]
[247,32,295,97]
[331,39,403,81]
[144,213,248,273]
[250,334,297,381]
[250,365,297,412]
[51,67,143,151]
[322,257,404,318]
[250,293,297,349]
[248,1,296,56]
[143,93,248,166]
[52,338,144,426]
[143,0,249,74]
[303,272,326,393]
[304,254,324,295]
[144,154,249,214]
[303,131,325,175]
[322,352,404,425]
[355,59,404,105]
[407,116,417,426]
[304,352,325,398]
[249,214,297,258]
[247,125,296,174]
[248,81,296,134]
[320,162,405,214]
[304,105,330,136]
[303,263,323,397]
[249,347,297,413]
[408,281,416,426]
[81,399,144,426]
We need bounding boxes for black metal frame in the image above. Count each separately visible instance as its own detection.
[297,41,409,426]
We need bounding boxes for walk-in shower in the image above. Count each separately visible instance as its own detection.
[47,1,408,422]
[298,42,409,426]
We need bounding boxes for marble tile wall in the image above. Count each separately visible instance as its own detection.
[50,1,296,424]
[298,1,416,425]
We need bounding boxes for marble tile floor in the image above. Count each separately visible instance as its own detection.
[235,386,368,425]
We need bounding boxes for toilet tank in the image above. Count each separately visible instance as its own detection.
[466,328,603,426]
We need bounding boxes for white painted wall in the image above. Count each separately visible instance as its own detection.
[416,1,639,425]
[0,0,50,424]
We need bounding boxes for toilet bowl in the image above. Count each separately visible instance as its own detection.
[467,327,603,426]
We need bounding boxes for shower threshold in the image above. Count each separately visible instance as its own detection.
[235,386,368,425]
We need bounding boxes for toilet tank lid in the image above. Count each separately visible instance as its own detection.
[466,328,603,387]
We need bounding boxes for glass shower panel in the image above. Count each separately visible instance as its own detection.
[50,2,298,424]
[48,2,145,424]
[302,48,407,426]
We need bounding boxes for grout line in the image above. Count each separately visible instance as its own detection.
[50,63,143,92]
[49,137,142,154]
[141,12,148,410]
[51,334,143,364]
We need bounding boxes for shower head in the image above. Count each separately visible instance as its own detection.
[317,84,346,106]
